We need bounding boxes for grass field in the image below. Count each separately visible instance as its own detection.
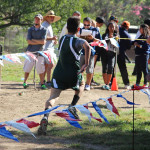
[1,59,150,150]
[1,60,145,87]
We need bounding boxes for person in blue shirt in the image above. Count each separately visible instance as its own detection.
[133,24,150,87]
[117,21,132,89]
[79,17,101,91]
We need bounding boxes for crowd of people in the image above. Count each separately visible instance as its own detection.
[22,10,150,135]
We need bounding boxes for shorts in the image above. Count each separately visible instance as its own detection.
[80,55,94,74]
[51,73,84,91]
[44,48,57,65]
[23,55,45,74]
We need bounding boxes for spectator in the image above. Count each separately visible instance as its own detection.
[42,10,61,86]
[117,21,132,89]
[59,11,83,40]
[133,24,150,87]
[79,17,101,91]
[23,14,47,90]
[101,22,117,90]
[91,16,104,86]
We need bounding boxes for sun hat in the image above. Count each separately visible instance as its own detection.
[43,10,61,23]
[34,14,43,20]
[121,21,130,28]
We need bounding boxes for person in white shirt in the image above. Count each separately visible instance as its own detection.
[59,11,83,40]
[42,10,61,86]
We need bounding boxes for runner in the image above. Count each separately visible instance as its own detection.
[37,16,91,135]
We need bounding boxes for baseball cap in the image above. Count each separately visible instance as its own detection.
[73,11,81,16]
[109,15,118,23]
[121,21,130,28]
[96,16,105,23]
[34,14,43,20]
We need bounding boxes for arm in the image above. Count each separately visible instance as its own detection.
[78,41,91,74]
[27,39,46,45]
[147,36,150,44]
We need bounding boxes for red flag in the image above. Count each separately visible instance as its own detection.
[83,104,102,123]
[132,84,147,90]
[26,52,38,61]
[107,98,120,116]
[55,111,81,121]
[43,51,52,63]
[16,119,40,128]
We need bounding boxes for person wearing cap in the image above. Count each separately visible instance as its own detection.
[59,11,83,40]
[79,17,101,91]
[37,16,91,135]
[109,15,119,37]
[117,21,132,89]
[42,10,61,86]
[23,14,48,90]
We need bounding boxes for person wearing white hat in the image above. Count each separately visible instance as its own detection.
[42,10,61,86]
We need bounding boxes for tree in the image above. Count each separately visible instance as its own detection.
[0,0,88,31]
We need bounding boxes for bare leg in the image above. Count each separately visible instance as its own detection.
[102,73,107,85]
[39,73,45,85]
[106,74,112,85]
[24,72,29,83]
[45,88,62,109]
[47,63,54,82]
[86,73,93,85]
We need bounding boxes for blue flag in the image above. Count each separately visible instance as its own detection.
[0,126,19,142]
[92,102,109,124]
[38,51,49,60]
[28,105,60,117]
[63,109,82,129]
[117,94,139,105]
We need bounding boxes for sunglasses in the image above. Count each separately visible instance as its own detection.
[84,24,90,26]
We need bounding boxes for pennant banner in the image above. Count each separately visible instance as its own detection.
[117,94,139,105]
[0,126,19,142]
[92,102,109,124]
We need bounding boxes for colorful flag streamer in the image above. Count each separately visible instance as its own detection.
[117,94,139,105]
[75,105,92,122]
[26,52,38,61]
[55,111,81,121]
[83,104,102,123]
[107,98,120,116]
[92,102,109,123]
[0,126,19,142]
[63,109,82,129]
[16,119,40,128]
[5,121,36,138]
[28,105,60,117]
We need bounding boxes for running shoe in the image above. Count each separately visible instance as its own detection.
[84,84,90,91]
[23,83,29,89]
[68,106,79,119]
[37,116,48,135]
[41,84,48,90]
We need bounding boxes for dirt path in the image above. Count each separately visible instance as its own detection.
[0,82,150,150]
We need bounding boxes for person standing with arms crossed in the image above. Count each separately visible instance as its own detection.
[23,14,47,90]
[38,16,91,135]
